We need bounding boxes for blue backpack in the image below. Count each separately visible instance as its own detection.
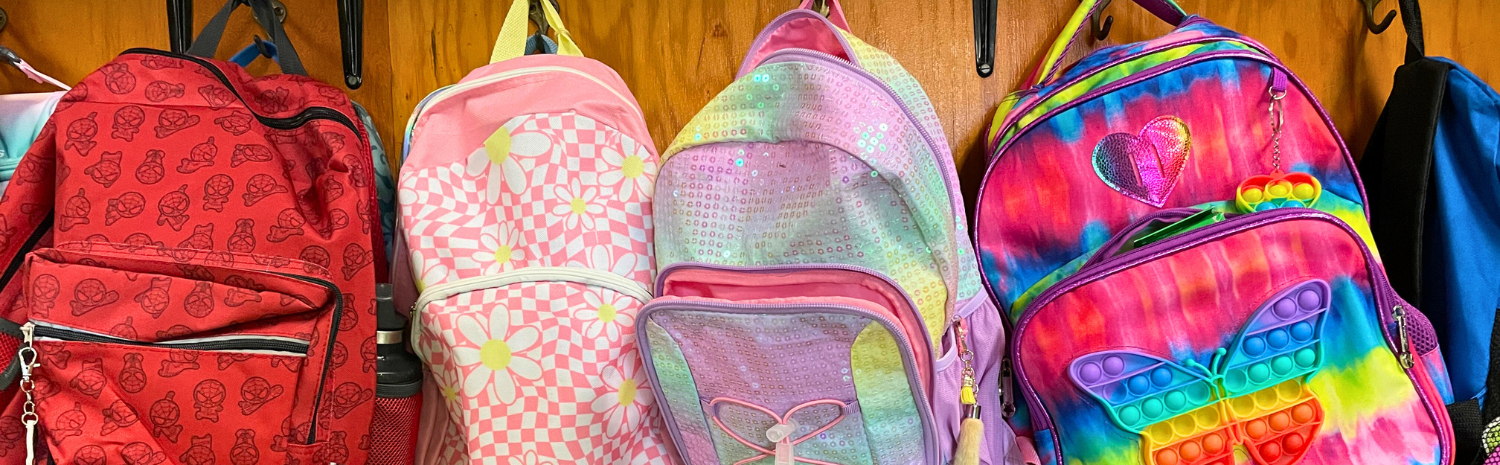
[1358,0,1500,461]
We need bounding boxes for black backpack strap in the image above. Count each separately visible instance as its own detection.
[186,0,307,76]
[1359,57,1451,306]
[1451,398,1484,464]
[1398,0,1425,64]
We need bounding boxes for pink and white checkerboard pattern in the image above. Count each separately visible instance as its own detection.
[400,112,667,464]
[414,284,671,464]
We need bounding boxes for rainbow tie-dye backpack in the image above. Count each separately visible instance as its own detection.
[640,1,1017,464]
[974,0,1455,463]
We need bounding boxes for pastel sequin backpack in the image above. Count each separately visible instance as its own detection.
[396,0,671,463]
[641,1,1017,464]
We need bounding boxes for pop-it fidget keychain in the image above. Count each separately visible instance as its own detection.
[1067,280,1331,465]
[1234,80,1323,213]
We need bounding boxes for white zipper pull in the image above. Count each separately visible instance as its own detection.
[1393,305,1414,369]
[18,322,38,465]
[765,419,797,465]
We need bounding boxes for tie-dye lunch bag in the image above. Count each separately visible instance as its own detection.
[973,0,1455,463]
[641,1,1017,464]
[397,0,670,462]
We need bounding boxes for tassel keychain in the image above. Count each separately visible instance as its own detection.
[954,323,984,465]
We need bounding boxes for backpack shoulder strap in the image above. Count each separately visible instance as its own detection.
[1359,57,1452,306]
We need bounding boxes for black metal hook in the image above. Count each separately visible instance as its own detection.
[338,0,364,89]
[1361,0,1397,34]
[1090,0,1114,42]
[529,0,560,37]
[167,0,193,53]
[811,0,831,17]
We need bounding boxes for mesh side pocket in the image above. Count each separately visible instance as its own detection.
[369,394,422,465]
[1483,416,1500,465]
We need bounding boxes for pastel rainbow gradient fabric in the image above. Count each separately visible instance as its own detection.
[1012,211,1452,465]
[0,92,64,194]
[645,2,1017,464]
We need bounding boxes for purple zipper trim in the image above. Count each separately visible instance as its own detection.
[994,16,1269,151]
[737,10,860,79]
[636,300,941,465]
[1008,209,1450,465]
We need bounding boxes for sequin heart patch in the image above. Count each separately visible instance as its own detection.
[1092,116,1192,207]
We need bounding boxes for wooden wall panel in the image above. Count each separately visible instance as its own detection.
[386,0,1500,193]
[0,0,1496,192]
[0,0,396,168]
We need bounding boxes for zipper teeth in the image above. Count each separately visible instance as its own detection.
[1010,210,1446,462]
[736,10,861,77]
[120,49,360,134]
[995,31,1270,149]
[657,262,934,354]
[272,272,343,445]
[637,300,940,465]
[33,324,310,354]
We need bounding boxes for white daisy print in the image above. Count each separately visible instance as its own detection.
[466,121,551,204]
[597,138,656,201]
[548,179,602,230]
[576,290,636,343]
[591,357,653,437]
[508,450,556,465]
[471,223,525,274]
[451,307,542,404]
[413,250,456,292]
[574,244,645,279]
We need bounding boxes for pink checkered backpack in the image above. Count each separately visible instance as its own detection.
[396,1,670,463]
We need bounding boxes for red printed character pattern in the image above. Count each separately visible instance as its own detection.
[0,49,383,465]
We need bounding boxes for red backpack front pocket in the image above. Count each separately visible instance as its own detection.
[17,243,350,464]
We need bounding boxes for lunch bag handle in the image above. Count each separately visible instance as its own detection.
[491,0,582,63]
[1025,0,1187,89]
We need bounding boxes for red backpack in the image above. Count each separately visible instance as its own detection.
[0,1,383,463]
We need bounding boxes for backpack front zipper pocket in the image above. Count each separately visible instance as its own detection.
[640,264,941,464]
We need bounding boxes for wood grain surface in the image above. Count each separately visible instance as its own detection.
[0,0,396,166]
[1,0,1497,196]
